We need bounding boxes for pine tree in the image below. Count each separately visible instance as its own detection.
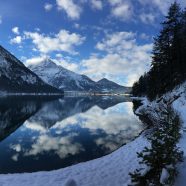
[130,109,183,185]
[132,2,185,100]
[151,2,182,97]
[180,8,186,79]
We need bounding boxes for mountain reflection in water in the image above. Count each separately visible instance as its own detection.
[0,96,145,173]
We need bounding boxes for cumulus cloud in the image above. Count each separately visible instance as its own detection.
[24,30,152,86]
[109,0,133,21]
[44,3,53,11]
[10,27,22,44]
[49,0,186,23]
[96,31,136,53]
[52,58,79,72]
[56,53,63,58]
[24,121,47,133]
[138,0,186,15]
[90,0,103,10]
[52,102,144,151]
[74,23,80,29]
[25,56,49,66]
[140,33,151,40]
[56,0,82,20]
[108,0,122,6]
[140,13,155,24]
[10,36,22,44]
[80,31,152,86]
[11,154,19,161]
[12,27,20,35]
[24,29,85,54]
[10,144,22,152]
[24,134,84,159]
[25,55,79,73]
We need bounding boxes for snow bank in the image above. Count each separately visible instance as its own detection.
[0,135,149,186]
[172,84,186,185]
[160,168,169,184]
[133,81,186,185]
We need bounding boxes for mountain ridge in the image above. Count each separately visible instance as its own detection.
[28,58,100,91]
[29,58,131,93]
[0,45,62,94]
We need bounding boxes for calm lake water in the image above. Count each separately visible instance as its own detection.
[0,96,145,173]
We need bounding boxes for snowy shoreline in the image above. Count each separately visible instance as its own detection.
[0,133,150,186]
[133,82,186,185]
[0,82,185,186]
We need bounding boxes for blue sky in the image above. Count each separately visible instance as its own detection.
[0,0,185,86]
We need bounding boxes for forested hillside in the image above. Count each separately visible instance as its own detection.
[132,2,186,100]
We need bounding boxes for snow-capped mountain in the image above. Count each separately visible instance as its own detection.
[29,58,100,91]
[96,78,131,93]
[29,58,131,93]
[0,45,62,94]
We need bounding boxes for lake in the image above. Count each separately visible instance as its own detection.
[0,96,145,173]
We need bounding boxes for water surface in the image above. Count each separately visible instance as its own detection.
[0,96,145,173]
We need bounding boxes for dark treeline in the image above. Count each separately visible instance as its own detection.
[132,2,186,100]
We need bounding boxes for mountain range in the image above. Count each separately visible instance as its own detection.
[0,45,131,94]
[96,78,131,93]
[0,45,61,94]
[29,58,131,93]
[28,58,100,92]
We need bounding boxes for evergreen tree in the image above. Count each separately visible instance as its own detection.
[132,2,186,100]
[150,2,182,97]
[130,109,183,185]
[180,8,186,79]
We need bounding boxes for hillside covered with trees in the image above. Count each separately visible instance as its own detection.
[132,2,186,100]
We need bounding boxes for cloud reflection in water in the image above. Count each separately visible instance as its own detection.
[0,96,145,173]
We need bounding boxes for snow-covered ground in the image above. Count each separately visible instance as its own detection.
[172,85,186,185]
[0,81,185,186]
[0,135,149,186]
[134,81,186,185]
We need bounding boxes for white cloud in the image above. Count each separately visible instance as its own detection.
[35,28,41,32]
[108,0,122,6]
[11,154,19,162]
[12,27,20,35]
[80,31,152,86]
[44,3,53,11]
[20,56,27,62]
[24,121,47,133]
[24,29,85,54]
[140,13,155,24]
[10,144,22,152]
[56,0,82,20]
[52,103,144,151]
[96,31,136,53]
[52,58,79,72]
[74,23,80,29]
[140,33,151,40]
[25,55,79,73]
[109,0,133,21]
[24,31,152,86]
[138,0,186,15]
[56,53,63,58]
[24,134,84,159]
[91,0,103,10]
[25,56,49,66]
[10,36,22,44]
